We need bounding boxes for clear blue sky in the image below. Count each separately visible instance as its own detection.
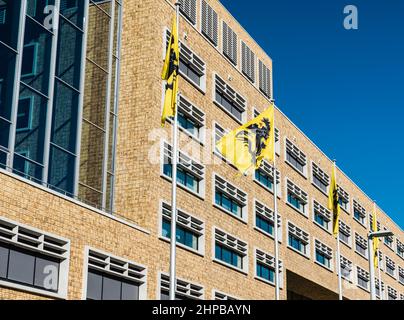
[220,0,404,229]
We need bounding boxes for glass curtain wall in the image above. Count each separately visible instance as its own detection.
[0,0,122,213]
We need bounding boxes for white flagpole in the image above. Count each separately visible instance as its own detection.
[272,106,280,300]
[169,2,181,301]
[374,201,383,300]
[334,160,343,300]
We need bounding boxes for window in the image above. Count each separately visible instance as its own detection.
[398,266,404,285]
[340,256,353,281]
[179,0,197,25]
[60,0,79,11]
[258,60,272,99]
[222,22,237,65]
[375,278,384,299]
[285,138,307,175]
[16,97,33,132]
[253,108,280,155]
[396,239,404,259]
[369,213,381,232]
[315,239,333,270]
[255,249,283,286]
[286,179,308,215]
[339,220,351,246]
[214,74,246,123]
[254,160,280,196]
[162,142,205,197]
[385,256,396,278]
[214,291,238,300]
[254,200,282,240]
[287,222,310,257]
[214,174,247,221]
[355,233,368,259]
[214,228,247,272]
[387,286,397,300]
[356,266,370,291]
[85,249,146,300]
[160,201,204,254]
[0,217,69,298]
[337,185,350,212]
[313,200,331,232]
[241,42,255,82]
[21,42,38,77]
[177,96,205,142]
[165,30,206,90]
[353,200,367,226]
[0,5,5,24]
[311,162,329,194]
[201,0,218,46]
[160,273,204,300]
[383,229,394,250]
[213,122,228,157]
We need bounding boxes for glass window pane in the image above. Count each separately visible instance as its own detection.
[13,152,43,182]
[48,145,75,195]
[0,44,17,121]
[102,275,121,300]
[86,270,102,300]
[7,249,35,285]
[0,245,9,278]
[86,1,111,70]
[21,18,52,95]
[60,0,85,29]
[15,84,48,164]
[34,256,59,291]
[56,17,83,89]
[26,0,55,25]
[0,0,21,49]
[121,281,139,300]
[0,118,10,149]
[51,80,79,152]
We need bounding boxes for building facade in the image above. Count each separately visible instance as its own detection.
[0,0,403,300]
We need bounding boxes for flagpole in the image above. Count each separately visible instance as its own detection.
[169,2,181,301]
[272,104,280,300]
[334,160,343,300]
[374,201,383,300]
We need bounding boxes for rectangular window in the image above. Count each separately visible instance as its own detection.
[339,220,351,246]
[160,273,204,300]
[254,160,280,196]
[337,185,350,212]
[340,256,353,281]
[353,200,367,226]
[222,22,237,65]
[214,291,238,300]
[162,142,205,197]
[313,200,331,232]
[254,200,281,239]
[0,217,69,298]
[0,6,6,24]
[85,248,146,300]
[357,267,370,291]
[369,213,381,232]
[165,30,206,90]
[21,42,38,77]
[201,0,218,46]
[161,202,204,253]
[311,162,329,194]
[287,222,310,257]
[314,239,332,270]
[16,97,33,132]
[241,41,255,82]
[285,138,307,175]
[214,74,246,123]
[383,230,394,250]
[355,233,368,259]
[397,240,404,259]
[255,249,283,286]
[179,0,197,25]
[398,267,404,285]
[213,122,228,157]
[385,256,396,278]
[387,286,397,300]
[214,228,247,272]
[258,60,271,99]
[286,179,308,215]
[214,174,247,221]
[177,96,205,142]
[375,278,384,299]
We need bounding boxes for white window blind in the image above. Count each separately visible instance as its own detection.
[201,0,218,46]
[241,41,255,82]
[222,22,238,65]
[179,0,197,25]
[258,60,271,99]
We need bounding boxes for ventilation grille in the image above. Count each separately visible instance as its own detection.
[288,222,309,244]
[215,174,247,206]
[254,200,281,226]
[258,60,271,99]
[355,233,368,249]
[215,228,247,257]
[313,200,331,221]
[222,22,238,65]
[161,202,204,235]
[256,249,283,271]
[287,179,308,204]
[215,74,246,113]
[357,266,369,281]
[160,273,204,300]
[286,139,306,166]
[353,200,367,217]
[315,239,332,258]
[339,220,351,236]
[178,96,205,127]
[201,0,218,46]
[337,185,350,203]
[241,41,255,82]
[312,162,330,185]
[179,0,197,25]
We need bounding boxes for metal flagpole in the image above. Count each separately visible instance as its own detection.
[169,2,181,301]
[374,201,383,300]
[368,234,376,300]
[334,161,343,300]
[272,105,280,300]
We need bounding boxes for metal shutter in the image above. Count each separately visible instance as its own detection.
[179,0,197,25]
[259,60,272,99]
[201,0,218,46]
[241,41,255,82]
[223,22,238,65]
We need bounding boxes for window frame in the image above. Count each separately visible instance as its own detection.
[310,161,330,196]
[253,160,281,198]
[253,198,282,242]
[285,178,308,217]
[338,219,352,248]
[287,221,310,259]
[313,238,333,272]
[356,266,370,292]
[354,233,369,260]
[254,247,283,287]
[200,0,219,47]
[352,200,367,227]
[158,272,204,300]
[284,137,307,177]
[21,42,38,78]
[16,96,34,132]
[312,199,332,234]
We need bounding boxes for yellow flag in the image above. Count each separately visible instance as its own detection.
[372,205,379,268]
[161,15,180,126]
[328,164,340,237]
[216,106,275,175]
